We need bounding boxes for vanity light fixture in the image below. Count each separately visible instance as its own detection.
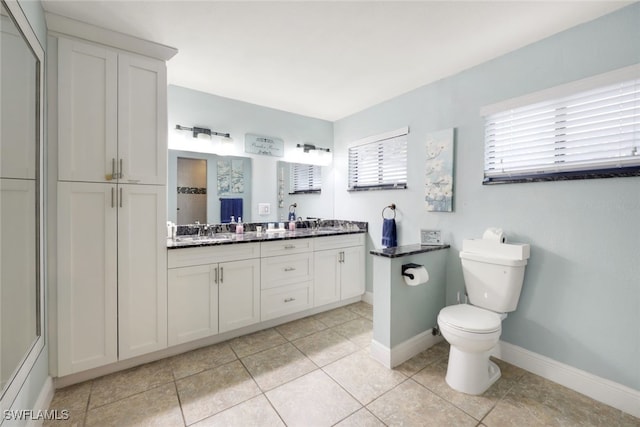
[296,143,331,153]
[175,124,231,140]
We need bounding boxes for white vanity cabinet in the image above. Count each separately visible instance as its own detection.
[57,37,167,185]
[313,234,366,305]
[260,239,314,321]
[167,243,260,345]
[57,182,167,374]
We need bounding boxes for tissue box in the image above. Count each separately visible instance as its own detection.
[462,239,530,260]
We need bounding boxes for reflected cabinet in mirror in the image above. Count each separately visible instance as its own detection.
[168,150,252,224]
[0,0,45,401]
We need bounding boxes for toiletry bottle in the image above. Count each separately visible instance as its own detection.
[236,217,244,234]
[289,221,295,231]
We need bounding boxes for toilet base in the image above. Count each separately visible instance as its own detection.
[445,346,501,395]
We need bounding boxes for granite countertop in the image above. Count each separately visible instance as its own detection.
[369,244,450,258]
[167,228,366,249]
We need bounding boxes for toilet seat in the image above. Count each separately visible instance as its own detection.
[438,304,501,334]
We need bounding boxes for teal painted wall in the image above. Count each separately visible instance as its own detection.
[334,4,640,390]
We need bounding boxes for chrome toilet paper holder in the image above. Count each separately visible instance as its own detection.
[402,263,423,280]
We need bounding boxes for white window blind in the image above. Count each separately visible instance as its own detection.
[290,163,321,194]
[484,75,640,183]
[348,128,408,190]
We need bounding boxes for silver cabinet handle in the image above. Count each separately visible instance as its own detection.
[119,158,123,179]
[111,187,114,208]
[111,158,116,180]
[284,267,296,272]
[214,267,218,284]
[119,187,123,208]
[220,267,223,283]
[284,297,296,303]
[284,244,295,249]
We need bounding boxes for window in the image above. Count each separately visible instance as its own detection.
[290,163,321,194]
[483,66,640,184]
[348,127,408,191]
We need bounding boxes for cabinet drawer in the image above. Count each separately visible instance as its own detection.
[168,243,260,268]
[261,253,313,289]
[261,281,312,321]
[313,233,365,251]
[261,238,313,257]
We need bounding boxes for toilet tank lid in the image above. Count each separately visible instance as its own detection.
[460,251,527,266]
[439,304,501,333]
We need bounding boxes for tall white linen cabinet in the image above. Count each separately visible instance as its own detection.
[50,17,177,377]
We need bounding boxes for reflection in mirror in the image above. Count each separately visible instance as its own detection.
[0,0,43,397]
[277,161,332,221]
[177,157,207,224]
[168,150,252,224]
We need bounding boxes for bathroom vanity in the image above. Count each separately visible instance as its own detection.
[167,224,367,353]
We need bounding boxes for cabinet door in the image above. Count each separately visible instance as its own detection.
[168,265,218,346]
[340,245,365,300]
[118,184,167,359]
[58,38,117,183]
[118,54,167,185]
[313,249,340,307]
[57,182,117,375]
[219,258,260,333]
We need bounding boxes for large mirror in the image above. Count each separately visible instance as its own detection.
[276,161,334,221]
[0,0,45,400]
[168,150,252,224]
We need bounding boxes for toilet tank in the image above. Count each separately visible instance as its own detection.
[460,240,530,313]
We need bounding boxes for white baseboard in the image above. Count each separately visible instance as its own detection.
[26,376,55,427]
[371,330,443,369]
[492,340,640,419]
[361,291,373,305]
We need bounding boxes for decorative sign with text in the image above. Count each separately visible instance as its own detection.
[244,133,284,157]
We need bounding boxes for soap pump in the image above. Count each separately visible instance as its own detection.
[236,217,244,234]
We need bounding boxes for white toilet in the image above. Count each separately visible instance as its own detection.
[437,238,530,395]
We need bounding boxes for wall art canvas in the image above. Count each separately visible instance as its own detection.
[217,159,245,194]
[425,128,455,212]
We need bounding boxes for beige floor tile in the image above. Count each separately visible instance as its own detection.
[42,410,86,427]
[412,357,522,421]
[312,307,360,327]
[367,379,477,427]
[89,359,174,409]
[228,328,287,358]
[292,329,360,366]
[176,360,261,425]
[266,370,362,426]
[483,372,640,427]
[334,408,385,426]
[168,342,237,380]
[344,301,373,320]
[331,318,373,348]
[241,342,317,391]
[192,395,284,427]
[47,381,92,415]
[394,341,449,377]
[275,316,327,341]
[85,383,183,427]
[324,349,407,405]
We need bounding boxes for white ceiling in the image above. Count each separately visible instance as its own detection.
[41,1,631,121]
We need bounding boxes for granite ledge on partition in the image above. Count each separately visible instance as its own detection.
[369,244,450,258]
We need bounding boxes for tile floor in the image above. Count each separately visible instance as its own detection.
[47,302,639,427]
